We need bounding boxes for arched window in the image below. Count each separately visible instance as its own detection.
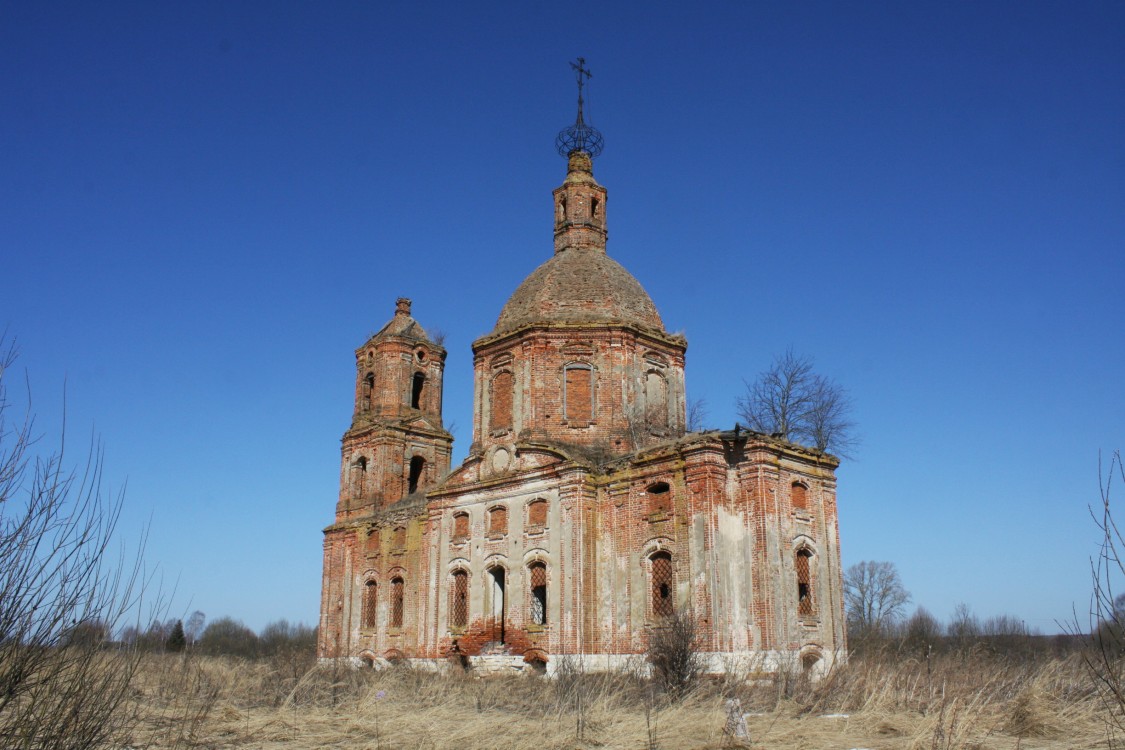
[645,371,668,427]
[796,549,815,616]
[647,482,671,516]
[488,506,508,536]
[650,551,675,618]
[529,562,548,626]
[362,372,374,411]
[411,372,425,409]
[491,371,513,432]
[390,577,405,628]
[408,456,426,494]
[527,499,548,529]
[362,580,378,629]
[452,512,469,541]
[450,570,469,629]
[564,364,594,423]
[792,482,808,512]
[392,526,406,550]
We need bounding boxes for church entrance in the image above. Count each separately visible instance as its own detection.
[488,566,506,644]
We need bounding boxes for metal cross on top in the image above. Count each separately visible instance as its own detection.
[571,57,592,113]
[556,57,604,158]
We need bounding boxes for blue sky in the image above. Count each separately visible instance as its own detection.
[3,2,1122,634]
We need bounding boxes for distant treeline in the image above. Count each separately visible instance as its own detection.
[850,605,1082,658]
[118,613,317,659]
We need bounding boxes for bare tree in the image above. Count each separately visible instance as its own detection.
[737,349,856,458]
[184,609,207,646]
[947,602,981,648]
[844,560,911,642]
[686,397,709,433]
[0,337,153,748]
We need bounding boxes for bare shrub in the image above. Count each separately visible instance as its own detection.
[1077,449,1125,742]
[647,611,704,696]
[0,338,152,749]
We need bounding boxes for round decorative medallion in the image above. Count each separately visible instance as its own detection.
[491,447,511,473]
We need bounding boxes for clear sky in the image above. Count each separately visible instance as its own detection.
[3,2,1122,634]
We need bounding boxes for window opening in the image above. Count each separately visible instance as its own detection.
[350,456,368,498]
[796,549,814,616]
[488,506,508,536]
[362,372,374,410]
[564,364,593,422]
[527,499,547,528]
[792,482,808,512]
[529,562,547,626]
[450,570,469,629]
[453,512,469,541]
[650,552,674,618]
[390,577,405,628]
[408,456,425,494]
[491,371,513,432]
[647,482,671,516]
[411,372,425,409]
[590,196,599,219]
[362,580,378,628]
[645,371,668,427]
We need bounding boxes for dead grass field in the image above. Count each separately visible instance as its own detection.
[129,650,1113,749]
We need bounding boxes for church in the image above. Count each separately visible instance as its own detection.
[318,69,846,676]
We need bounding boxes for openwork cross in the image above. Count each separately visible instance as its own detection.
[571,57,592,107]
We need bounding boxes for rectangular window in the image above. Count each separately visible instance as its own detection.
[527,499,547,528]
[564,365,593,422]
[488,506,508,536]
[491,371,513,432]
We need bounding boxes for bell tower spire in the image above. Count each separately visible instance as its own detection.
[553,58,608,254]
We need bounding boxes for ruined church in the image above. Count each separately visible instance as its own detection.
[318,70,846,675]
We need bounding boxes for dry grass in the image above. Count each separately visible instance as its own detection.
[124,651,1112,749]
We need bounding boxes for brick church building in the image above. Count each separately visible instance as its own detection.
[318,92,846,675]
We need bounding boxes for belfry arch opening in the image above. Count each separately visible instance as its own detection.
[362,372,374,410]
[411,372,425,409]
[408,456,426,494]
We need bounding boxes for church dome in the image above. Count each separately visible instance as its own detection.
[494,247,665,334]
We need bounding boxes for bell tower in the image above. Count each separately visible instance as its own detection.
[337,297,453,520]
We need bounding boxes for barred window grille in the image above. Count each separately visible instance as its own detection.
[650,552,674,618]
[390,577,405,628]
[527,499,547,528]
[796,549,814,616]
[529,562,547,625]
[450,570,469,628]
[362,580,378,628]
